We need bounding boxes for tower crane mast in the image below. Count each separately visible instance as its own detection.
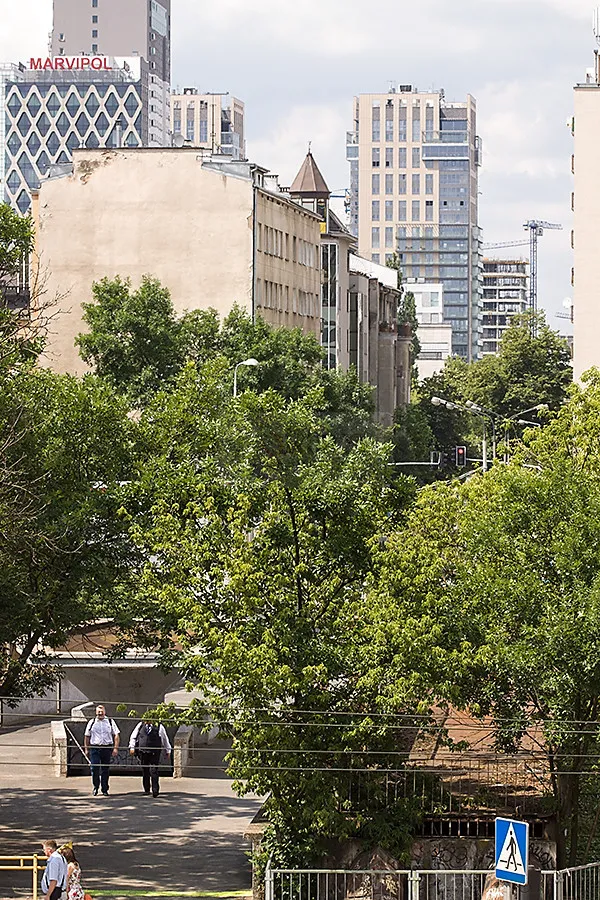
[523,220,562,317]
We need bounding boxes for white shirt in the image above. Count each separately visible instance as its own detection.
[129,722,172,753]
[85,716,120,745]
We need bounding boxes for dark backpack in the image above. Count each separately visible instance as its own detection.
[137,723,162,750]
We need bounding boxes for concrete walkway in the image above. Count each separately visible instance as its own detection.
[0,724,263,898]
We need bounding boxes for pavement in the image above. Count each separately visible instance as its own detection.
[0,723,263,899]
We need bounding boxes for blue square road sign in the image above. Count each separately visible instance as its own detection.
[495,817,529,885]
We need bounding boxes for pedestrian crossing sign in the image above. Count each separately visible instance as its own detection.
[495,817,529,885]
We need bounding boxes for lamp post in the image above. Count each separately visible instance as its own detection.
[233,358,259,397]
[503,404,547,463]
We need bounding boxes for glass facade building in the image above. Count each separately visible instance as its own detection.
[1,59,149,213]
[347,87,483,361]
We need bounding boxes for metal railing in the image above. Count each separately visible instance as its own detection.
[265,869,525,900]
[0,854,45,900]
[267,865,600,900]
[541,863,600,900]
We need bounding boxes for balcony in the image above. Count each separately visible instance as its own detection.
[422,130,469,144]
[1,285,30,315]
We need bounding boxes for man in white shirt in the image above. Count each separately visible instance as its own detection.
[129,721,172,797]
[40,839,67,900]
[84,704,120,796]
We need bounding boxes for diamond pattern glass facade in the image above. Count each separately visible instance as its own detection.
[1,61,147,212]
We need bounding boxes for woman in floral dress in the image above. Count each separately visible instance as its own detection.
[60,845,85,900]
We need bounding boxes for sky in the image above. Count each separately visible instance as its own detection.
[2,0,596,332]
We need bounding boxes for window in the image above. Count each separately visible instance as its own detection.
[385,147,393,168]
[398,200,407,221]
[385,101,394,141]
[372,102,380,141]
[398,147,406,168]
[426,200,434,221]
[92,43,98,52]
[372,227,380,249]
[372,147,380,168]
[92,15,98,22]
[412,174,420,194]
[385,174,393,194]
[92,29,98,37]
[59,32,65,40]
[412,147,420,167]
[372,253,380,263]
[372,173,380,194]
[92,0,98,6]
[412,104,421,142]
[385,226,394,248]
[385,200,393,221]
[426,173,433,194]
[398,105,407,141]
[412,200,420,220]
[372,200,380,220]
[398,174,406,194]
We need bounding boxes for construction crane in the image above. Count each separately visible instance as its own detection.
[483,240,529,251]
[523,220,562,317]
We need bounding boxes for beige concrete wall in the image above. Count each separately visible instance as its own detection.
[36,148,255,374]
[255,191,321,336]
[573,86,600,380]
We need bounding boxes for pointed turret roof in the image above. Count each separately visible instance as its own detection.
[290,151,330,199]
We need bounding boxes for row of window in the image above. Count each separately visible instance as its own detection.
[372,173,434,195]
[256,225,317,268]
[372,199,435,222]
[256,280,318,318]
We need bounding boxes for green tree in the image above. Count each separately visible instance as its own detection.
[0,369,137,700]
[78,279,378,444]
[0,204,39,373]
[0,203,33,286]
[76,275,183,405]
[122,366,416,864]
[369,372,600,865]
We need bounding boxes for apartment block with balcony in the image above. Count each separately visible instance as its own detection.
[171,89,245,159]
[481,258,528,355]
[347,86,482,361]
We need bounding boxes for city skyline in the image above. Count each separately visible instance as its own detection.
[2,0,593,333]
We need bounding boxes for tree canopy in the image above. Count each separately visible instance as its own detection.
[0,368,137,701]
[370,373,600,865]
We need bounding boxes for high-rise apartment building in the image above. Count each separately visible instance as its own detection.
[51,0,170,147]
[347,86,482,360]
[171,90,245,159]
[481,258,528,355]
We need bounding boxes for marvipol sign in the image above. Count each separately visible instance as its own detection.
[29,56,112,71]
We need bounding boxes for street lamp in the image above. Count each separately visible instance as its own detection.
[233,358,259,397]
[503,404,547,462]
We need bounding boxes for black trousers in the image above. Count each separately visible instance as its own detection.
[139,749,162,795]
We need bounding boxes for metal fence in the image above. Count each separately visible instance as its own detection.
[266,865,600,900]
[541,863,600,900]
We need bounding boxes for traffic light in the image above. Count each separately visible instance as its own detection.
[455,445,467,468]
